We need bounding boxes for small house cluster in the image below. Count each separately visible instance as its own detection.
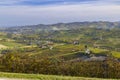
[73,40,79,45]
[37,41,54,50]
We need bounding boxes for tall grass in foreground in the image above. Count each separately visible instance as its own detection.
[0,72,118,80]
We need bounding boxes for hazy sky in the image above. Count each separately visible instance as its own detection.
[0,0,120,26]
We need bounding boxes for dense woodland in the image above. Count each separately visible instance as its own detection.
[0,53,120,78]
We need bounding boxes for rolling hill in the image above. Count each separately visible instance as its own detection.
[0,22,120,79]
[1,21,120,34]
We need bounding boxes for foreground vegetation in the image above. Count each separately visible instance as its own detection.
[0,72,118,80]
[0,53,120,79]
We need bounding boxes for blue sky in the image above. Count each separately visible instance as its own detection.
[0,0,120,26]
[0,0,98,5]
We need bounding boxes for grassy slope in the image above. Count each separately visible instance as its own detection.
[0,72,118,80]
[0,32,25,49]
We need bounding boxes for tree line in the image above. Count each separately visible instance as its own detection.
[0,53,120,79]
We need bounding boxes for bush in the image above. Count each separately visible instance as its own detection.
[0,53,120,79]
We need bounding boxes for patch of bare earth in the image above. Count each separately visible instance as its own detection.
[0,44,7,49]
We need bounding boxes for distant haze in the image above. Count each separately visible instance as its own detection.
[0,0,120,27]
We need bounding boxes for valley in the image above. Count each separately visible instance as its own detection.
[0,22,120,79]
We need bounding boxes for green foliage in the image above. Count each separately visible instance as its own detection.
[0,53,120,79]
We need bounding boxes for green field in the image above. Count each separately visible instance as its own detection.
[0,72,118,80]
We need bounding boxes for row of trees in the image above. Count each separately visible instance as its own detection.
[0,53,120,79]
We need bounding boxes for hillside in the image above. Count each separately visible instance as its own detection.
[1,21,120,33]
[0,22,120,79]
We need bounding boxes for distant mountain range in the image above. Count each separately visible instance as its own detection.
[1,21,120,33]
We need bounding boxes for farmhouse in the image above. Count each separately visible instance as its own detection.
[85,48,91,54]
[73,40,79,45]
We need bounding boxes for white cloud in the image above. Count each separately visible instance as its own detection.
[0,0,21,5]
[0,3,120,26]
